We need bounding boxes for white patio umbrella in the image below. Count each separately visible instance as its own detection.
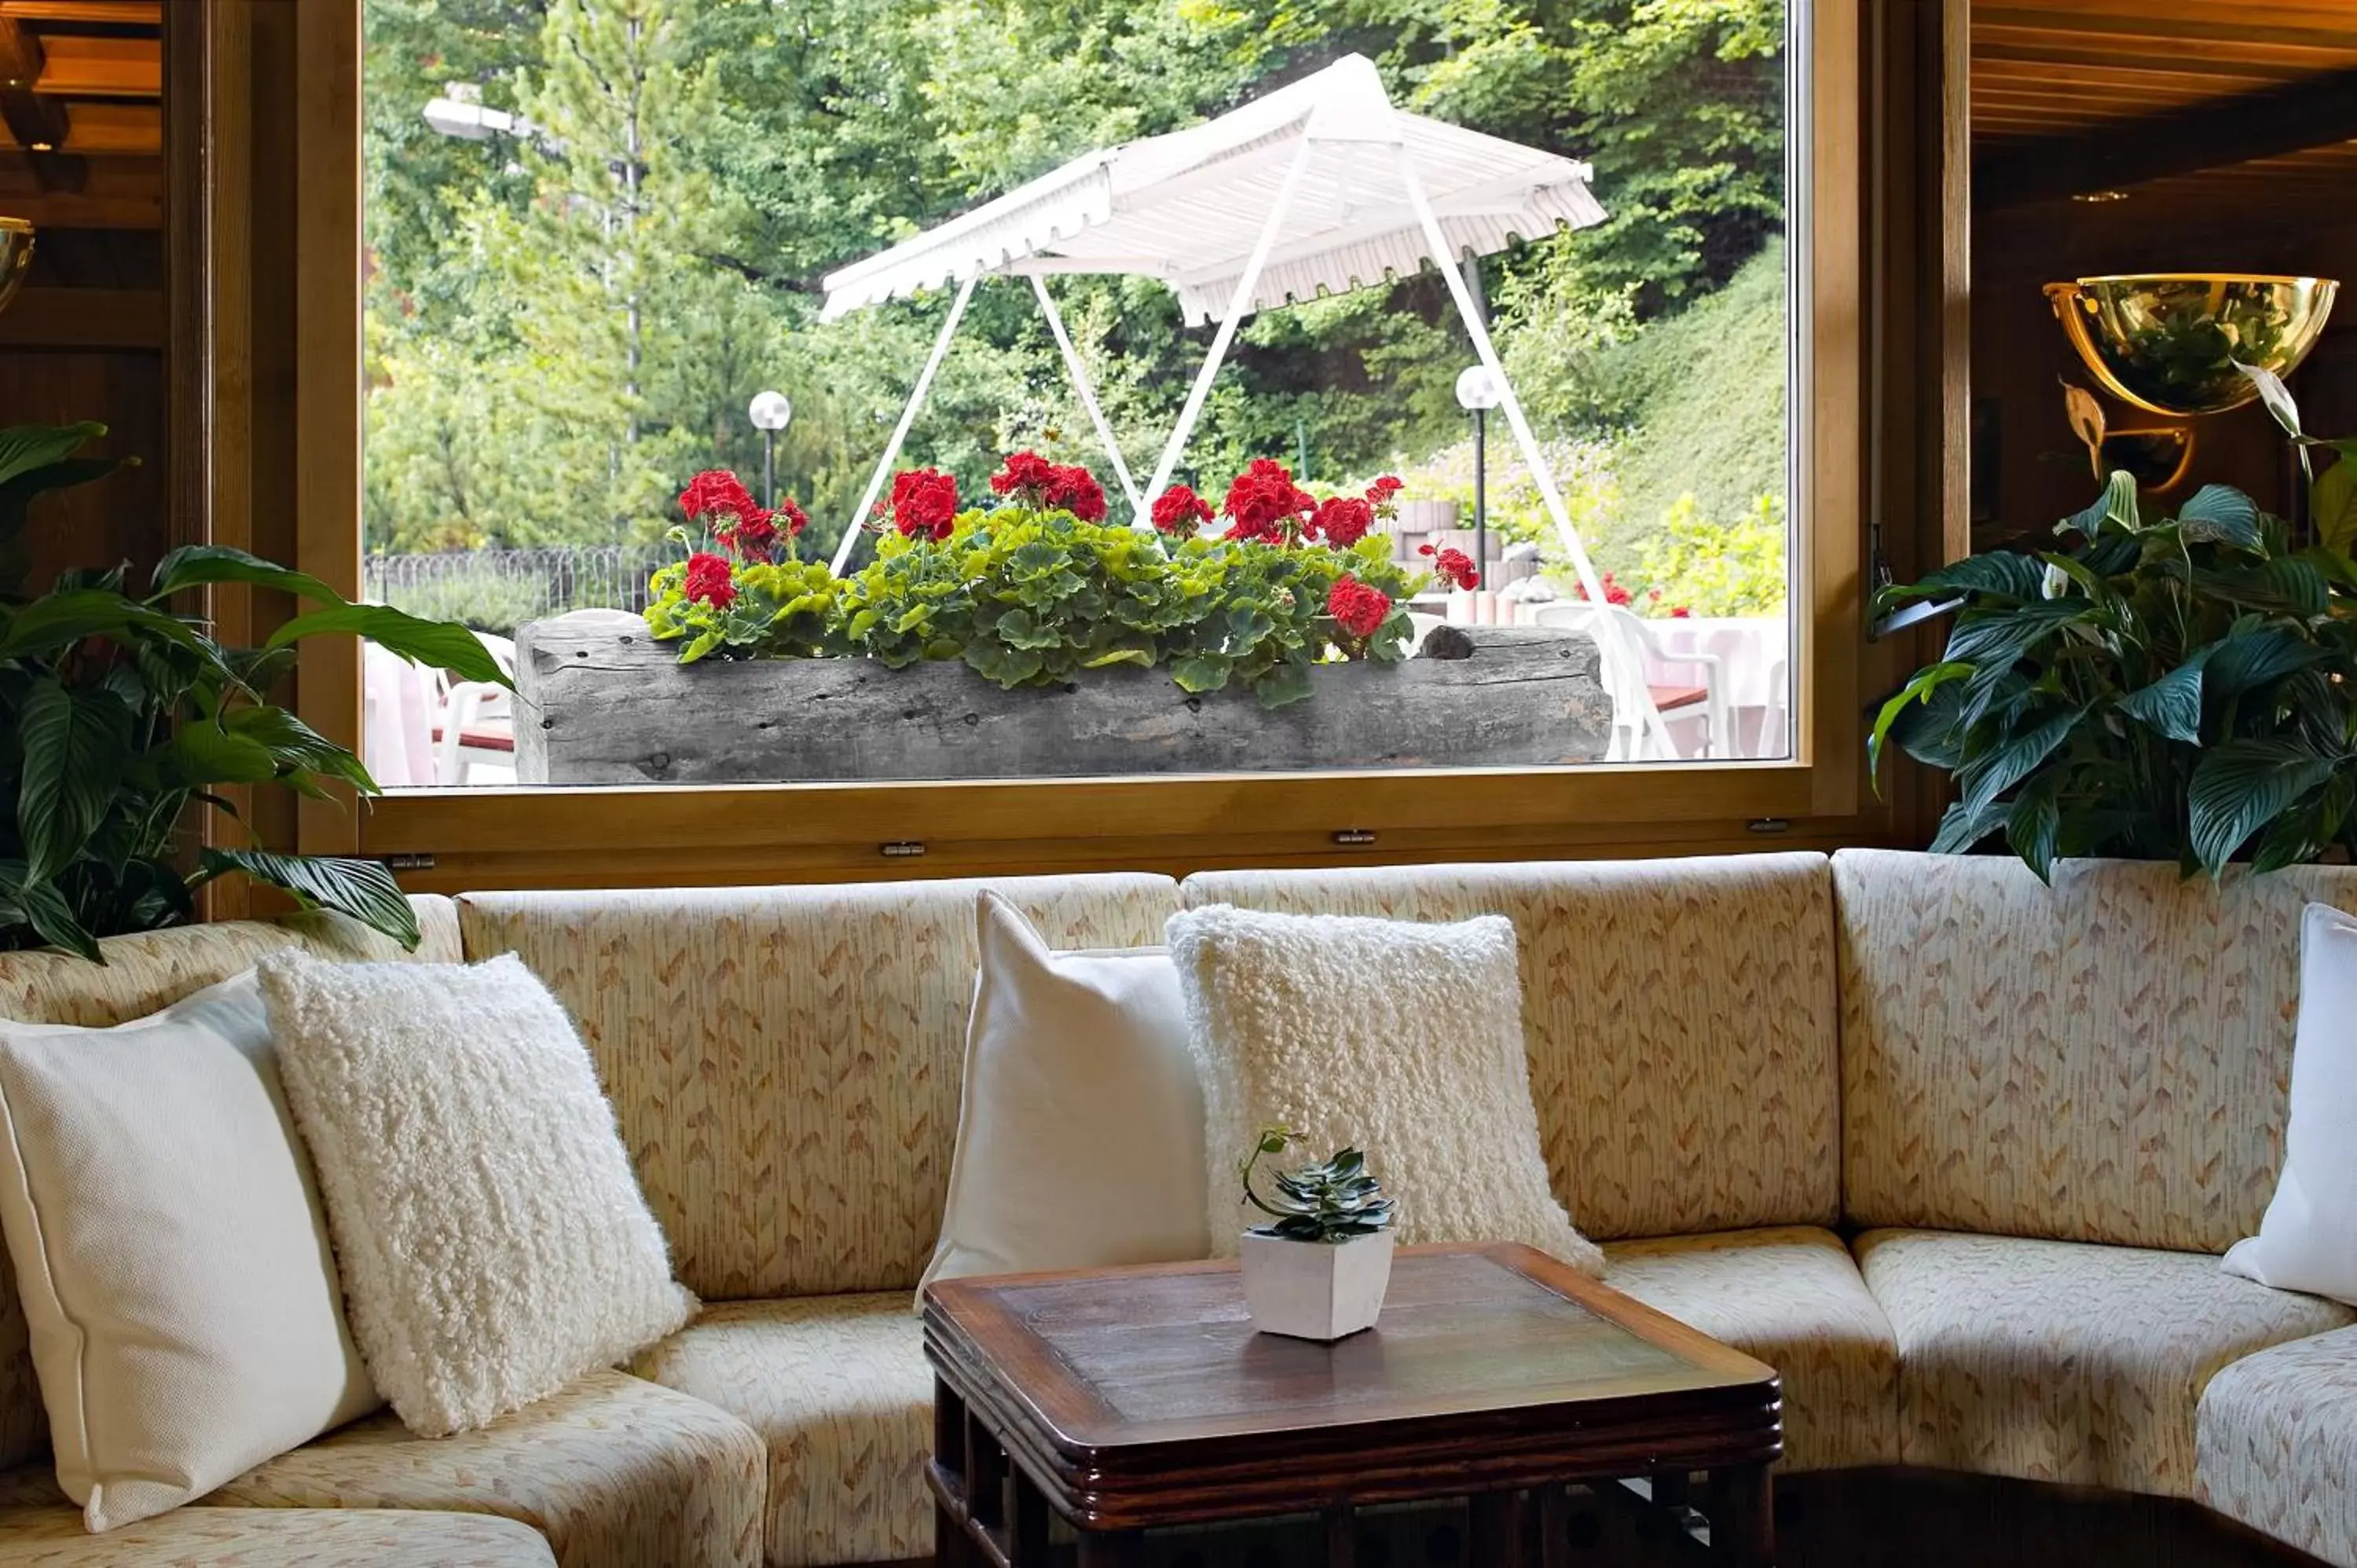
[820,53,1669,751]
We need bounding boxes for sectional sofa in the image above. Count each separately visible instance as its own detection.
[0,849,2350,1567]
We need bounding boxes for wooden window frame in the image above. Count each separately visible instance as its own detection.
[285,0,1893,889]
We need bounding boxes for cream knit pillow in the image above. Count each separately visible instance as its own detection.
[258,952,694,1436]
[1167,903,1602,1274]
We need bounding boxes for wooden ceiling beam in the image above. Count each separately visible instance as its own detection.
[31,32,156,97]
[0,13,81,190]
[1976,64,2357,210]
[0,2,163,21]
[0,186,154,226]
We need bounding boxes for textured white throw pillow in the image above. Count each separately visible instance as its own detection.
[258,951,695,1435]
[920,892,1208,1298]
[2224,902,2357,1305]
[0,972,379,1531]
[1167,903,1602,1274]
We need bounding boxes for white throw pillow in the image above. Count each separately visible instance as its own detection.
[921,892,1208,1297]
[1166,903,1603,1274]
[258,951,695,1436]
[0,972,379,1531]
[2224,902,2357,1305]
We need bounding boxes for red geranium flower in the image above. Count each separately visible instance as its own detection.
[989,449,1058,499]
[887,467,960,541]
[1150,483,1214,539]
[1368,474,1404,503]
[726,512,781,564]
[1326,574,1392,641]
[1222,458,1316,545]
[1312,495,1376,549]
[1044,463,1108,523]
[1419,542,1479,591]
[680,469,761,526]
[684,551,737,610]
[1574,571,1634,607]
[772,496,809,537]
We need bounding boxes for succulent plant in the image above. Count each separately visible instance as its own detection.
[1237,1127,1397,1244]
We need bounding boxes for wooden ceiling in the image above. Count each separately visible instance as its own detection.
[1974,0,2357,213]
[0,0,161,234]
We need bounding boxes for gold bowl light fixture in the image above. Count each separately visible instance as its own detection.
[2043,274,2338,417]
[0,218,31,316]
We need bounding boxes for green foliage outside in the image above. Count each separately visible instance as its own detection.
[365,0,1790,612]
[645,504,1422,708]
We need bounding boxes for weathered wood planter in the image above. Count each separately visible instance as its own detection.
[514,610,1612,784]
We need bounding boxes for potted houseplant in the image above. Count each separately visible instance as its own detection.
[0,423,511,960]
[1235,1127,1398,1341]
[1871,364,2357,878]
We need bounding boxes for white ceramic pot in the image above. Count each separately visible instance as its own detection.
[1238,1230,1395,1341]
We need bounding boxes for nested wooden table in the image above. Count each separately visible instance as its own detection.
[923,1242,1782,1567]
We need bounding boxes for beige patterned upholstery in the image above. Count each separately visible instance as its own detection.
[633,1295,929,1568]
[203,1369,764,1568]
[1604,1228,1898,1473]
[2197,1324,2357,1568]
[1835,850,2357,1252]
[1856,1229,2353,1497]
[0,1493,555,1566]
[456,875,1178,1301]
[1179,855,1838,1240]
[0,899,462,1475]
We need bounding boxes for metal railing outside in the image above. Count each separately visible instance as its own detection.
[361,544,687,636]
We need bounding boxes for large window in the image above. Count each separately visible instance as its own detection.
[351,0,1802,798]
[285,0,1868,878]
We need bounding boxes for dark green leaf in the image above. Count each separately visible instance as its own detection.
[0,859,101,963]
[2177,485,2263,551]
[2059,471,2139,538]
[264,606,510,686]
[165,718,280,785]
[2193,558,2330,618]
[1869,661,1969,789]
[2006,773,2064,883]
[2312,459,2357,559]
[2206,628,2326,698]
[0,589,206,663]
[15,679,134,881]
[2187,740,2341,874]
[2114,650,2212,744]
[1908,552,2048,603]
[196,848,420,949]
[148,545,346,606]
[1956,706,2083,821]
[1930,797,2008,855]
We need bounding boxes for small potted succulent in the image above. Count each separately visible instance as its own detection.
[1236,1127,1398,1341]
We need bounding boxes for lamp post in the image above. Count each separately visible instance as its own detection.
[1453,365,1502,589]
[748,390,792,508]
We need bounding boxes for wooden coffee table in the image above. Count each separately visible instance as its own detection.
[923,1241,1782,1566]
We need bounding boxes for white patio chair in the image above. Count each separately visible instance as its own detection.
[434,632,518,786]
[1531,602,1728,760]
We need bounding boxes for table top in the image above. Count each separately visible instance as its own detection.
[925,1242,1780,1521]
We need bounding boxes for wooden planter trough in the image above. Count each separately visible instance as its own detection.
[513,610,1613,785]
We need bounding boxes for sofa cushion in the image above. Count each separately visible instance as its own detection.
[203,1368,763,1568]
[1835,850,2357,1251]
[632,1294,929,1568]
[0,899,463,1478]
[0,1497,557,1566]
[1603,1227,1899,1473]
[1856,1229,2354,1497]
[458,875,1179,1300]
[1178,854,1838,1240]
[2196,1323,2357,1568]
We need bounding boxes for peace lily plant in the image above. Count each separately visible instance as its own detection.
[1872,365,2357,879]
[0,424,510,961]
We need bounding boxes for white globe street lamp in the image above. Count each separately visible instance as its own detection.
[1454,366,1503,586]
[749,391,793,507]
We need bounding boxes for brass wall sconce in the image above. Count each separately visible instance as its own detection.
[2044,274,2338,417]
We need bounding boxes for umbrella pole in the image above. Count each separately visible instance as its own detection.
[1031,275,1142,514]
[1138,136,1317,525]
[833,275,979,576]
[1395,147,1666,756]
